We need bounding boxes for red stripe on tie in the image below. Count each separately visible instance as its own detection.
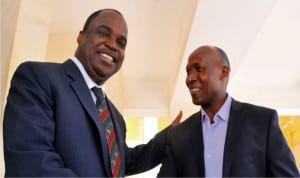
[107,130,116,150]
[112,153,121,178]
[100,107,109,122]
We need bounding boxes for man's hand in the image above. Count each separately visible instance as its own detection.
[171,110,182,127]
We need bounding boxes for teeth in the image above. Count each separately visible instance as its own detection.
[100,53,113,62]
[191,88,200,92]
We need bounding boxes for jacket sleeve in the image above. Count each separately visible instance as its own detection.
[266,110,299,176]
[157,141,178,177]
[3,62,77,177]
[124,125,171,176]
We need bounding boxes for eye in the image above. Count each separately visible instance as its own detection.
[196,66,202,72]
[96,30,110,37]
[95,26,111,37]
[117,38,127,49]
[195,65,206,72]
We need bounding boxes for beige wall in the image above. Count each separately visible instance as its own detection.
[1,0,52,175]
[1,0,21,121]
[46,32,77,62]
[1,1,22,175]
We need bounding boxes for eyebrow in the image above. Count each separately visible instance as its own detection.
[96,25,127,40]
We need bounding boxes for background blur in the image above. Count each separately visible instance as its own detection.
[1,0,299,177]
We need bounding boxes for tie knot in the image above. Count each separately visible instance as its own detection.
[92,87,105,102]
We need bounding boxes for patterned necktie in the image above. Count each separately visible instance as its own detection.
[92,87,121,177]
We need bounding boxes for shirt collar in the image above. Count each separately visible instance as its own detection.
[70,57,105,93]
[201,94,232,122]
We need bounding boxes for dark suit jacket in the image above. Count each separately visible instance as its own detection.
[3,59,168,177]
[158,99,299,177]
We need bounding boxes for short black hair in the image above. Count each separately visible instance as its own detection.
[82,9,123,32]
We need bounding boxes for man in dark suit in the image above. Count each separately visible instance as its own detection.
[157,45,299,177]
[3,9,180,177]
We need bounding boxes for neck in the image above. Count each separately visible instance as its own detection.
[202,94,227,122]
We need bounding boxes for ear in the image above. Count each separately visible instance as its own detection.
[77,31,85,44]
[220,66,230,81]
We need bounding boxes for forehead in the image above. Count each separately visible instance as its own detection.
[89,11,128,37]
[187,47,219,66]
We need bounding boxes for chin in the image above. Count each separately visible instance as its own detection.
[192,99,201,106]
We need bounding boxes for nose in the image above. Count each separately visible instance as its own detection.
[186,70,197,84]
[105,37,117,51]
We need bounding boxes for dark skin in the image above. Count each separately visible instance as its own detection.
[186,46,230,123]
[74,9,182,124]
[75,10,128,85]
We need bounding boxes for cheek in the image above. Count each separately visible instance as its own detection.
[206,78,220,93]
[119,50,125,60]
[80,41,94,56]
[117,51,125,64]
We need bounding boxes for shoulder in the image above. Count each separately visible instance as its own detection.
[18,60,61,68]
[16,61,63,76]
[169,111,201,137]
[174,111,201,129]
[232,99,277,116]
[231,99,278,129]
[11,61,68,91]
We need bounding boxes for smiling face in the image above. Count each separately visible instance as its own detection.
[185,46,229,108]
[75,10,128,85]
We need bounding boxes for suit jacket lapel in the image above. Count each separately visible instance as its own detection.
[63,59,111,175]
[222,99,245,177]
[190,111,205,177]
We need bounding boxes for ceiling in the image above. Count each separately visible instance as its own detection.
[48,0,300,119]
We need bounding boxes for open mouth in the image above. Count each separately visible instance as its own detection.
[100,53,114,62]
[96,50,116,63]
[189,87,201,94]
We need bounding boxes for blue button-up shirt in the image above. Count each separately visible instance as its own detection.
[201,95,232,177]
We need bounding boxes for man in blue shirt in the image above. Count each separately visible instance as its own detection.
[158,45,299,177]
